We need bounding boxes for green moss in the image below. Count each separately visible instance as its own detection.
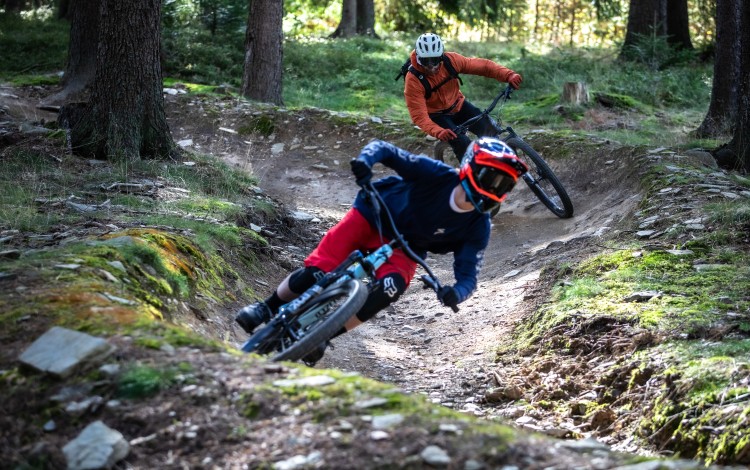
[237,115,276,136]
[116,363,185,399]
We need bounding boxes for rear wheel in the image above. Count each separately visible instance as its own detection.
[272,279,368,362]
[505,137,574,218]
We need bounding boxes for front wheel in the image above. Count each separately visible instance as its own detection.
[434,141,461,166]
[272,279,368,362]
[505,137,574,219]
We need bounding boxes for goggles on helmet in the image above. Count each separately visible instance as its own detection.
[473,167,517,200]
[418,56,442,68]
[459,138,529,212]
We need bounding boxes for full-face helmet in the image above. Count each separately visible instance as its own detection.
[415,33,444,69]
[458,137,529,213]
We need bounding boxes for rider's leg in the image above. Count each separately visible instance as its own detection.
[429,112,472,158]
[343,272,407,330]
[236,208,372,334]
[342,248,417,331]
[455,100,495,137]
[305,263,414,365]
[246,265,324,315]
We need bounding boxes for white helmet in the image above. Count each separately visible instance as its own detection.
[415,33,444,58]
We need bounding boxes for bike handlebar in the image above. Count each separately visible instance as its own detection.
[361,182,459,313]
[451,84,514,136]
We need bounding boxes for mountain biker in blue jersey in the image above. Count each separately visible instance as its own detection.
[236,137,528,365]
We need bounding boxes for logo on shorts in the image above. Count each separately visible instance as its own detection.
[383,277,399,298]
[433,228,446,235]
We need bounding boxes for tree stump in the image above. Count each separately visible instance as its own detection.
[561,82,589,105]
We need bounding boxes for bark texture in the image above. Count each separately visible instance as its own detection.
[61,0,174,160]
[51,0,99,105]
[726,0,750,171]
[330,0,357,38]
[241,0,283,105]
[696,0,740,138]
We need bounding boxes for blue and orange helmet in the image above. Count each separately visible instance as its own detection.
[459,137,528,213]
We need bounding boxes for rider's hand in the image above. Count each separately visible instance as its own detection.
[436,128,457,141]
[507,73,523,90]
[350,158,373,186]
[437,285,459,309]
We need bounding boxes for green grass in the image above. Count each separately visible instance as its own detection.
[0,15,68,78]
[117,362,193,399]
[1,13,714,148]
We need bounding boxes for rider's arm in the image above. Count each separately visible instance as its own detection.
[446,52,517,83]
[355,140,447,181]
[404,75,448,138]
[451,236,489,304]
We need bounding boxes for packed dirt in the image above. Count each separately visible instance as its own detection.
[4,85,709,469]
[162,91,650,443]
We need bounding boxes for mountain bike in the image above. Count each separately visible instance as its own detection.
[240,183,457,362]
[434,86,574,219]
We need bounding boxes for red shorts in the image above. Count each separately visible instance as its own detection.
[305,208,417,286]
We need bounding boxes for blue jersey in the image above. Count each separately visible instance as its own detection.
[353,140,490,303]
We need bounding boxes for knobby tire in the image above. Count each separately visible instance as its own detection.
[434,141,460,166]
[272,279,368,362]
[505,137,574,218]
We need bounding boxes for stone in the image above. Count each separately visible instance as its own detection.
[19,327,115,378]
[63,421,129,470]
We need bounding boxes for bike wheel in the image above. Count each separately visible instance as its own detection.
[434,141,461,166]
[272,279,368,362]
[505,137,574,218]
[241,321,284,355]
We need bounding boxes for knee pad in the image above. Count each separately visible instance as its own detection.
[356,273,407,322]
[288,266,324,294]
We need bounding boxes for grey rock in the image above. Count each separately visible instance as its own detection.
[354,397,388,409]
[557,437,610,453]
[63,421,129,470]
[623,291,660,302]
[273,375,336,387]
[421,445,451,466]
[371,413,404,429]
[19,327,115,378]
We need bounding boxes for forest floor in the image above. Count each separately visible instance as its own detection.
[0,84,740,469]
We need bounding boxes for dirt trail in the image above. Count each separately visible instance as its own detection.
[175,97,644,418]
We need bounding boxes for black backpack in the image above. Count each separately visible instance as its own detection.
[395,55,463,100]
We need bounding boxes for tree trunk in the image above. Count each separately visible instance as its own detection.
[622,0,667,54]
[665,0,693,49]
[57,0,70,19]
[4,0,25,12]
[45,0,100,106]
[696,0,740,138]
[724,0,750,171]
[330,0,356,38]
[355,0,377,37]
[61,0,174,161]
[241,0,283,105]
[561,82,589,105]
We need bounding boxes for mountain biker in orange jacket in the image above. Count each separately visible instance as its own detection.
[404,33,522,159]
[236,138,528,365]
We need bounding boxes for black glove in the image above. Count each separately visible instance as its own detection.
[350,158,372,187]
[437,285,459,309]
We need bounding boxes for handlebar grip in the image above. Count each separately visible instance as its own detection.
[420,275,460,312]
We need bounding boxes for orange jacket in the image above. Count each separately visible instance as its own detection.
[404,50,516,139]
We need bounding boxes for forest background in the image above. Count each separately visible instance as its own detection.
[0,0,745,169]
[2,0,750,468]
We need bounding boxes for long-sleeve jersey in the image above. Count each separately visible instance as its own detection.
[352,140,490,304]
[404,50,516,139]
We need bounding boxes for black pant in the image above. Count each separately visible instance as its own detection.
[429,100,496,158]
